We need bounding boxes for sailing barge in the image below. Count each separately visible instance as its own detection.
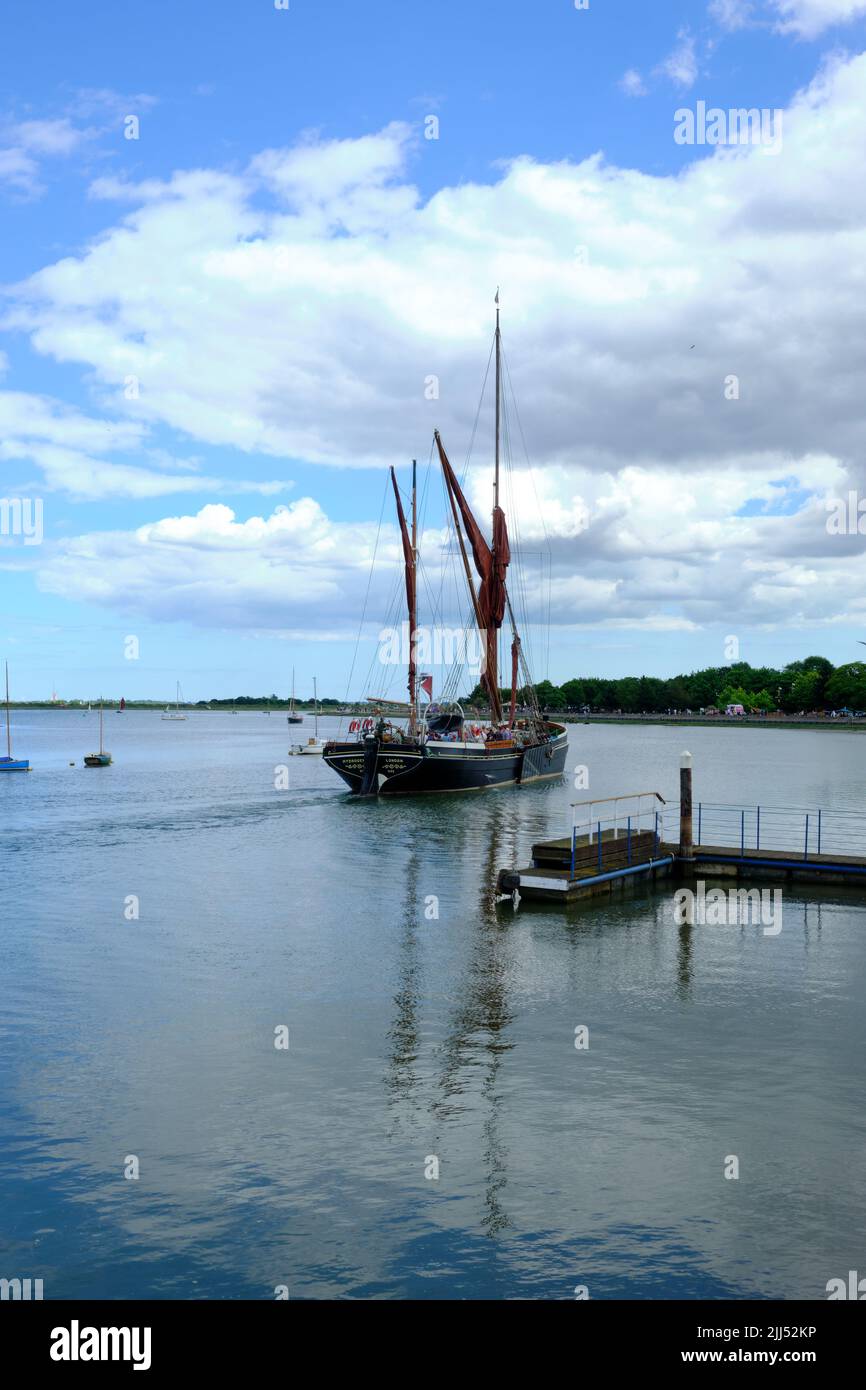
[323,302,568,797]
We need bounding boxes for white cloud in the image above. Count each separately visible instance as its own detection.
[0,391,290,500]
[8,51,866,635]
[619,69,648,97]
[772,0,866,37]
[0,93,157,197]
[0,117,89,195]
[710,0,866,36]
[709,0,755,28]
[656,29,699,88]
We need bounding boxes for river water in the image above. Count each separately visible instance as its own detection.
[1,711,864,1299]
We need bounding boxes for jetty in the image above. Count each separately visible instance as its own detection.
[497,753,866,904]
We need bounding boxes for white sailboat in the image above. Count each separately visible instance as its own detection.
[290,676,325,754]
[84,700,112,766]
[161,681,188,721]
[286,667,303,724]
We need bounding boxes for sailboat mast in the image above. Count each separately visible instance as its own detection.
[5,661,11,759]
[314,676,318,740]
[99,700,104,754]
[410,459,417,736]
[490,290,502,710]
[494,290,501,515]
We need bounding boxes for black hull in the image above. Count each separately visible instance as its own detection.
[323,728,568,797]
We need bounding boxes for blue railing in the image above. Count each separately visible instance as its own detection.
[569,792,678,877]
[695,803,865,861]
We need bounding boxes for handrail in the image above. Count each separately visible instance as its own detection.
[570,790,667,809]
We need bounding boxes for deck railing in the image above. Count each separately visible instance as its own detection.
[569,792,678,877]
[695,803,866,861]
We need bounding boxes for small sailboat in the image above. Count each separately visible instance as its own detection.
[84,701,112,767]
[117,696,126,713]
[286,667,303,724]
[290,676,325,754]
[1,662,30,772]
[161,682,188,721]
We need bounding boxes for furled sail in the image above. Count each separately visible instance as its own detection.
[390,467,416,711]
[435,432,510,716]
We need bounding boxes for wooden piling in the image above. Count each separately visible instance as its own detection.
[679,751,694,867]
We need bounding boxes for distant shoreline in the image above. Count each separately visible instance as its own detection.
[12,705,866,730]
[555,712,866,731]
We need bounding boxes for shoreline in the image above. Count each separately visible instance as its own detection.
[555,713,866,731]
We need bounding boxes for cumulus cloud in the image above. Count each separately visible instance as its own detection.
[711,0,866,36]
[775,0,866,36]
[8,50,866,636]
[0,391,290,500]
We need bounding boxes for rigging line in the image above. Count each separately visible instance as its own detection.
[502,344,553,675]
[360,536,405,695]
[460,336,496,487]
[343,472,391,711]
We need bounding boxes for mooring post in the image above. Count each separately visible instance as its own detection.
[679,751,694,874]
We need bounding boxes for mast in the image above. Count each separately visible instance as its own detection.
[314,676,318,739]
[411,459,418,735]
[5,661,11,759]
[490,290,502,710]
[390,465,417,735]
[494,289,501,516]
[99,700,104,754]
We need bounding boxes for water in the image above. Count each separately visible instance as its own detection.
[1,711,865,1299]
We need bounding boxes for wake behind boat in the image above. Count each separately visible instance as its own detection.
[324,299,567,797]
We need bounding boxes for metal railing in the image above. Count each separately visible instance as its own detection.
[569,792,678,877]
[695,803,866,862]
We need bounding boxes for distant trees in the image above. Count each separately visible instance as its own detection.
[461,655,857,714]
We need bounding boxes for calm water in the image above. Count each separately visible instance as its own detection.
[1,711,865,1300]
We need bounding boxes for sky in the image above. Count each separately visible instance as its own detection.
[2,0,866,701]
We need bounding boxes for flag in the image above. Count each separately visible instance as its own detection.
[419,673,433,699]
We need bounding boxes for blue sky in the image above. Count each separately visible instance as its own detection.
[2,0,866,700]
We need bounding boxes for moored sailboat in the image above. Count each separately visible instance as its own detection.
[323,299,568,796]
[1,661,30,772]
[290,676,325,754]
[286,667,303,724]
[84,701,112,767]
[161,682,188,721]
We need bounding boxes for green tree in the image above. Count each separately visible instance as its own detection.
[826,664,866,710]
[789,669,821,710]
[718,685,750,708]
[749,689,776,712]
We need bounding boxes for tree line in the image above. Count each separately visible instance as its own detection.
[465,656,866,714]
